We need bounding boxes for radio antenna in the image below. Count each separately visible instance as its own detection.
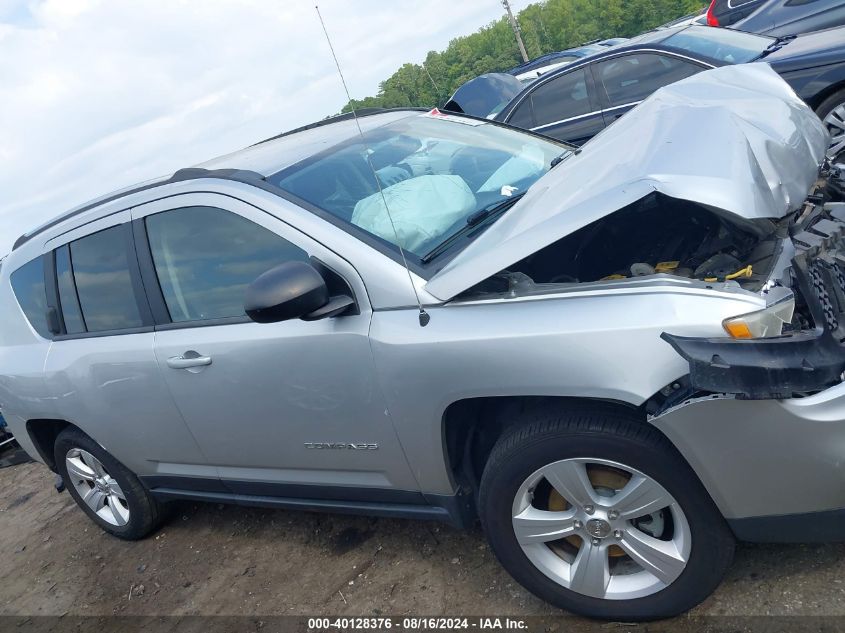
[421,62,444,106]
[315,5,430,327]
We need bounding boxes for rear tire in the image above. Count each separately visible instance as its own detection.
[478,404,734,620]
[54,428,164,540]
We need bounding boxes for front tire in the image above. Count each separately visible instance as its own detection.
[54,428,164,540]
[478,405,734,620]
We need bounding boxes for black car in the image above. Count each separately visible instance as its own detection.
[491,25,845,156]
[710,0,845,35]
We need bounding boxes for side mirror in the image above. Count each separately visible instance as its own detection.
[244,261,354,324]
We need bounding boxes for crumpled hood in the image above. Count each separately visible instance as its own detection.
[425,63,829,301]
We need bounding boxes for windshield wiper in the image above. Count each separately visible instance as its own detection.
[421,193,527,263]
[550,148,579,169]
[758,35,796,59]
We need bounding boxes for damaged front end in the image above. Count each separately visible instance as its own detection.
[425,64,845,405]
[663,162,845,401]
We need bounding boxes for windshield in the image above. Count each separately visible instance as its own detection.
[270,112,565,259]
[662,25,773,63]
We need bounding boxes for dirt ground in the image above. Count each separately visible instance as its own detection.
[2,460,845,622]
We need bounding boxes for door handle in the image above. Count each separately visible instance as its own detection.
[166,352,212,369]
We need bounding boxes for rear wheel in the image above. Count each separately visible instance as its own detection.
[818,89,845,159]
[54,428,164,540]
[478,405,734,620]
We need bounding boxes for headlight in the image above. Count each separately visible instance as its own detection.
[722,290,795,339]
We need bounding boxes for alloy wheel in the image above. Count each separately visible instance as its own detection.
[65,448,130,527]
[511,457,691,601]
[824,102,845,159]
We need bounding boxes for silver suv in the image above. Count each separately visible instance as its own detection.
[1,65,843,620]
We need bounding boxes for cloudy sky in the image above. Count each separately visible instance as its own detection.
[0,0,527,257]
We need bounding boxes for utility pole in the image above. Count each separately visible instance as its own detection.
[502,0,529,63]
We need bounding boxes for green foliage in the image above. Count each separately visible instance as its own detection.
[341,0,705,113]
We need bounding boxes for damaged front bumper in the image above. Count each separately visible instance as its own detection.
[661,330,845,400]
[663,202,845,400]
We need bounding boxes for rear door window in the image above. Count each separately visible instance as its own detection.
[10,257,50,338]
[69,226,144,332]
[144,206,309,323]
[528,68,592,128]
[594,54,703,108]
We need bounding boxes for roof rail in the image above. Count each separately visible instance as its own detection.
[252,107,428,147]
[12,168,265,251]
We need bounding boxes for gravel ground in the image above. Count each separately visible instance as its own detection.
[1,460,845,624]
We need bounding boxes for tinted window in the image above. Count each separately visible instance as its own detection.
[70,226,144,332]
[529,68,591,128]
[10,257,50,338]
[508,100,535,128]
[55,245,86,334]
[145,207,309,323]
[595,54,702,108]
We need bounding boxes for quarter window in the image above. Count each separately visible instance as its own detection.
[527,68,592,129]
[69,226,144,332]
[10,257,50,338]
[594,54,702,108]
[144,206,309,323]
[55,245,86,334]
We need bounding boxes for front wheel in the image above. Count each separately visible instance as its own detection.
[817,88,845,159]
[478,406,735,620]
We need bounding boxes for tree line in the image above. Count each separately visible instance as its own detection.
[341,0,705,113]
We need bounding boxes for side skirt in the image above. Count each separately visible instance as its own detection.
[142,476,474,529]
[729,508,845,543]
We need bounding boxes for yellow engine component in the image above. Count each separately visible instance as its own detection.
[655,261,680,272]
[725,265,753,280]
[703,265,753,283]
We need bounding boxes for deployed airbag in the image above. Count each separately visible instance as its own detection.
[351,175,475,253]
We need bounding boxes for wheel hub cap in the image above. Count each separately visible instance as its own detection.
[585,518,611,539]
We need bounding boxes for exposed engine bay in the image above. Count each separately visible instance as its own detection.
[464,161,845,317]
[505,192,777,289]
